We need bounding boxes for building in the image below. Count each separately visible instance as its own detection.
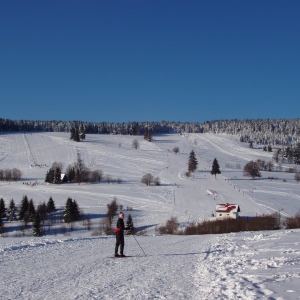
[216,203,240,219]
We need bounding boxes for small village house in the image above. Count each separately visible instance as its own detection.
[216,203,240,219]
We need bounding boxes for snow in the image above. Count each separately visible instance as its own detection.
[1,132,300,299]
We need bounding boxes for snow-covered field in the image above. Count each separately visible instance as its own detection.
[1,132,300,299]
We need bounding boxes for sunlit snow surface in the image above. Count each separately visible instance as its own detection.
[0,132,300,299]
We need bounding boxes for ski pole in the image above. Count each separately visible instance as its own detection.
[130,232,147,257]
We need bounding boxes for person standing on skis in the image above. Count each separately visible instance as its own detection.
[115,211,130,257]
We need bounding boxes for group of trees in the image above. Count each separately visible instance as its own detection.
[141,173,161,186]
[272,144,300,165]
[1,195,56,236]
[45,158,103,185]
[1,196,84,236]
[159,210,300,236]
[186,150,221,179]
[0,168,22,181]
[70,124,86,142]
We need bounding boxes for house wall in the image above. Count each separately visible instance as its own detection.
[217,212,238,219]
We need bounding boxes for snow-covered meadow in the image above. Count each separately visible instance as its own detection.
[1,132,300,299]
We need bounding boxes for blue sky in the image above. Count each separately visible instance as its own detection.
[1,0,300,123]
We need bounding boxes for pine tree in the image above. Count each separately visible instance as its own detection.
[32,213,42,237]
[188,150,198,173]
[19,195,29,220]
[63,198,80,223]
[63,197,73,223]
[37,202,47,223]
[45,170,50,183]
[74,128,80,142]
[46,196,56,214]
[45,168,55,183]
[7,199,17,221]
[49,168,55,183]
[0,214,3,231]
[70,127,75,140]
[26,199,36,222]
[0,197,5,217]
[144,128,152,142]
[53,167,61,184]
[79,123,86,140]
[126,214,134,232]
[72,199,80,221]
[211,158,221,179]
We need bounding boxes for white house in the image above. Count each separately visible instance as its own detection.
[215,203,240,219]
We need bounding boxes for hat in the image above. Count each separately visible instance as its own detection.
[119,211,124,215]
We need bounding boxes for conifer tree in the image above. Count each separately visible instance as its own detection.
[0,214,3,231]
[126,214,134,232]
[63,198,80,223]
[53,167,61,184]
[144,128,152,142]
[49,168,55,183]
[26,199,36,222]
[211,158,221,179]
[79,123,86,140]
[63,197,73,223]
[46,196,56,214]
[72,199,80,221]
[19,195,29,220]
[188,150,198,173]
[32,213,42,237]
[0,197,5,217]
[45,168,55,183]
[70,127,75,140]
[37,202,47,223]
[7,199,17,221]
[74,128,80,142]
[45,170,50,183]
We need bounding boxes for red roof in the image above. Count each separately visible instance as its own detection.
[216,203,240,213]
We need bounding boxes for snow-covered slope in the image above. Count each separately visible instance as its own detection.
[0,132,300,299]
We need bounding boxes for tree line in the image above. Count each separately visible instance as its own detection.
[1,117,300,146]
[0,195,84,237]
[0,168,22,181]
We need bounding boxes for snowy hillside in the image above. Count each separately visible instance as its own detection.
[1,132,300,299]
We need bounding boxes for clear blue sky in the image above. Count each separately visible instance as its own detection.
[1,0,300,123]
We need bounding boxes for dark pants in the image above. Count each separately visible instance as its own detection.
[115,234,124,255]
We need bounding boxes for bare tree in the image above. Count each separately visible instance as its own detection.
[153,177,161,186]
[173,146,180,154]
[272,149,280,163]
[141,173,153,186]
[243,161,262,179]
[52,161,63,172]
[73,154,89,184]
[12,168,22,181]
[266,161,274,172]
[106,174,112,183]
[132,139,140,150]
[106,197,118,227]
[295,173,300,183]
[4,169,12,181]
[156,216,179,234]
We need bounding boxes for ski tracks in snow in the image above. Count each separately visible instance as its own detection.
[194,230,300,299]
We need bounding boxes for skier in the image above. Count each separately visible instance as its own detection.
[114,211,130,257]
